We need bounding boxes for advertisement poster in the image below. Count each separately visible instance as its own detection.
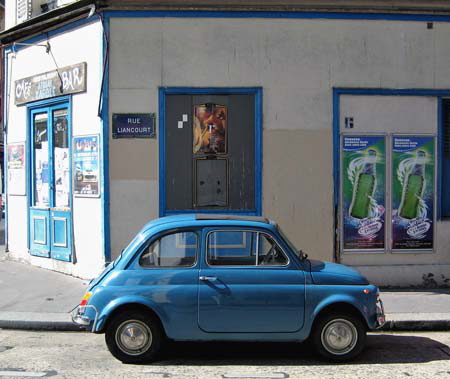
[392,136,434,250]
[193,103,227,154]
[7,143,26,195]
[342,136,385,250]
[34,142,50,207]
[73,135,100,197]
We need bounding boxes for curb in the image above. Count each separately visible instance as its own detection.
[380,320,450,331]
[0,319,86,331]
[0,312,87,332]
[1,318,450,332]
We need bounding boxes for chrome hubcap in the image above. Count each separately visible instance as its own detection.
[116,320,152,356]
[321,318,358,355]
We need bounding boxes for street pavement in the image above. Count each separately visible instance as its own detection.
[0,219,449,331]
[1,330,450,378]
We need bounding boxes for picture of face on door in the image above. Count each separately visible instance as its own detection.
[193,103,227,154]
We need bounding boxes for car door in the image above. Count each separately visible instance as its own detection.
[198,228,305,333]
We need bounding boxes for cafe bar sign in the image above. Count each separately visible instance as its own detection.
[112,113,156,139]
[15,62,87,105]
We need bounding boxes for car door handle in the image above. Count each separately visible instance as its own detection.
[199,276,217,282]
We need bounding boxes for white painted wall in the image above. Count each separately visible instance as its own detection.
[6,20,104,279]
[5,0,16,29]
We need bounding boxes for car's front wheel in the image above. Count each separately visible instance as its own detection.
[312,312,366,362]
[105,311,163,364]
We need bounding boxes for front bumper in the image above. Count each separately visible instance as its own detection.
[375,296,386,328]
[71,305,98,332]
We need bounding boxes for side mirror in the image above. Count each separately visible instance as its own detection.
[298,250,308,260]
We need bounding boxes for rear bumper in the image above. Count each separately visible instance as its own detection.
[71,305,98,332]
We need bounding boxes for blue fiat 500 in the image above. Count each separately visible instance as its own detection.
[73,214,385,363]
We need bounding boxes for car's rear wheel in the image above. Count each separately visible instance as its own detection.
[105,311,162,364]
[312,312,366,362]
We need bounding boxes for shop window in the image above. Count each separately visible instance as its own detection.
[441,99,450,217]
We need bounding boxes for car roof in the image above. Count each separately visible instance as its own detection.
[140,214,274,233]
[195,214,270,223]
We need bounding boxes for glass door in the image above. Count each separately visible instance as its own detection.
[29,103,72,261]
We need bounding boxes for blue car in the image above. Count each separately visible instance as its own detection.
[73,214,385,363]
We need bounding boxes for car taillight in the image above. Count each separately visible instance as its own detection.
[80,292,93,306]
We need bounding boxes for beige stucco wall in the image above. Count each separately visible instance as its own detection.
[263,129,333,261]
[108,16,450,285]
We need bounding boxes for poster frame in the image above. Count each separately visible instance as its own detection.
[340,133,387,254]
[391,134,436,254]
[193,103,228,156]
[72,134,101,198]
[7,142,27,196]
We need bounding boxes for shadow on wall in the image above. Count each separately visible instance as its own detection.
[151,334,450,366]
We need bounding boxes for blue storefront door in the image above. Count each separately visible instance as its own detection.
[29,103,72,262]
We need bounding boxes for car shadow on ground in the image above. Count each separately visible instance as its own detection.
[153,333,450,366]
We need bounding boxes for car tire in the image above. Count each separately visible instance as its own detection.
[105,311,163,364]
[311,312,366,362]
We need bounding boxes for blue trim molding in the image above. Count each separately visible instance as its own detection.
[158,87,263,217]
[3,52,9,251]
[100,14,111,264]
[437,97,443,220]
[104,10,450,22]
[158,87,166,218]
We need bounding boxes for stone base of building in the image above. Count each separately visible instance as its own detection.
[357,265,450,288]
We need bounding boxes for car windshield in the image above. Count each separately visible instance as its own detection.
[277,226,304,259]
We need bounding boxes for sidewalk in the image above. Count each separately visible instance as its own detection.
[0,237,449,331]
[0,252,88,331]
[379,289,450,331]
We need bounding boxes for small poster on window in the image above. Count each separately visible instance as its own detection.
[7,143,26,195]
[392,136,435,250]
[193,104,227,154]
[73,135,100,197]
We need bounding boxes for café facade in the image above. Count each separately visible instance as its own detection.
[2,0,450,286]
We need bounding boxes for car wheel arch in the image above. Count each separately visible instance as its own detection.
[99,302,166,336]
[311,301,369,332]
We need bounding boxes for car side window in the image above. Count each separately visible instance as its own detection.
[139,231,197,268]
[207,230,288,266]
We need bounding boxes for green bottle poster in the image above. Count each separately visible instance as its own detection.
[392,136,434,250]
[342,136,385,250]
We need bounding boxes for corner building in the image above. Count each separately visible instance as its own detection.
[3,0,450,286]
